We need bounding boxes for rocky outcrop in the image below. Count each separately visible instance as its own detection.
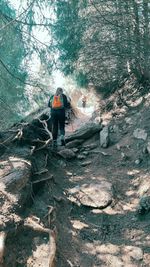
[66,123,102,142]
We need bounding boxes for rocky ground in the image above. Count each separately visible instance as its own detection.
[0,80,150,267]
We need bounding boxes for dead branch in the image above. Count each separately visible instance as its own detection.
[33,168,48,175]
[24,217,50,233]
[24,217,56,267]
[44,205,55,228]
[0,232,7,265]
[49,229,56,267]
[39,118,52,140]
[32,174,53,183]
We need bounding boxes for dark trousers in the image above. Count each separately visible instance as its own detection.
[51,109,65,140]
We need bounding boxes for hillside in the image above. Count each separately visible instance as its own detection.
[0,76,150,267]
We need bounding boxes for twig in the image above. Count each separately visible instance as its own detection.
[0,0,36,31]
[32,174,53,184]
[44,205,55,228]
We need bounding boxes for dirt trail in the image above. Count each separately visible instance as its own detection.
[3,104,150,267]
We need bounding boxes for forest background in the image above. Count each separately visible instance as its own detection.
[0,0,149,130]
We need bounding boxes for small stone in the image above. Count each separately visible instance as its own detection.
[66,139,84,148]
[82,143,97,150]
[72,148,79,153]
[121,152,127,159]
[116,144,121,150]
[58,149,76,159]
[82,151,89,156]
[125,117,133,125]
[77,155,86,160]
[58,160,67,168]
[81,161,92,167]
[133,128,147,141]
[135,159,141,165]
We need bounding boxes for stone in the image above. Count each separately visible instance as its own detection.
[135,159,141,165]
[77,155,86,160]
[100,126,109,148]
[72,148,79,153]
[82,151,89,156]
[66,123,102,142]
[124,246,143,261]
[147,141,150,154]
[125,117,133,125]
[82,143,97,150]
[58,160,67,168]
[66,139,84,148]
[116,144,121,150]
[137,195,150,214]
[70,180,113,208]
[81,161,92,167]
[58,149,76,159]
[133,128,147,141]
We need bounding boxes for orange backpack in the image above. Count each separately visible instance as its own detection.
[51,95,64,109]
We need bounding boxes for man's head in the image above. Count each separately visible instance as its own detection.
[56,87,63,95]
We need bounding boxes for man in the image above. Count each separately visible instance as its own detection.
[82,95,87,108]
[48,87,70,148]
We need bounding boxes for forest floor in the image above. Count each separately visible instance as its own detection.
[2,91,150,267]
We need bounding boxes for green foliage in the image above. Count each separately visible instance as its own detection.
[53,0,84,75]
[75,71,88,88]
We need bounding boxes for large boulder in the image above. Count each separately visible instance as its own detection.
[66,123,102,142]
[69,180,113,208]
[100,126,109,148]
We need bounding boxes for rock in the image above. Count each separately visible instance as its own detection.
[58,149,76,159]
[125,117,133,125]
[137,195,150,214]
[133,128,147,141]
[77,155,86,160]
[116,144,121,150]
[82,151,89,156]
[66,123,102,142]
[135,159,141,165]
[81,161,92,166]
[66,139,84,148]
[69,180,113,208]
[100,126,109,148]
[72,148,79,153]
[58,160,67,168]
[124,246,143,261]
[146,141,150,154]
[82,143,97,150]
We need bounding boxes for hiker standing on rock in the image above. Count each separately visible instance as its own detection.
[48,87,71,148]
